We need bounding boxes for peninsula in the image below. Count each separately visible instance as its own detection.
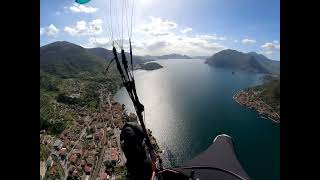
[233,78,280,122]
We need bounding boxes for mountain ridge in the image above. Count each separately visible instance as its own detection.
[205,49,280,74]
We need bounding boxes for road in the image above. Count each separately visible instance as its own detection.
[91,144,106,180]
[90,91,110,180]
[91,91,128,179]
[107,93,126,166]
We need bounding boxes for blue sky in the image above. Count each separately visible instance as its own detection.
[40,0,280,60]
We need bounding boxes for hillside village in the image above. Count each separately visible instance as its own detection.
[233,79,280,122]
[40,91,159,180]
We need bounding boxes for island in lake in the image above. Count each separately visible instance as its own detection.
[233,77,280,122]
[138,62,163,71]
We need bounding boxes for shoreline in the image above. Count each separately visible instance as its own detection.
[233,92,280,123]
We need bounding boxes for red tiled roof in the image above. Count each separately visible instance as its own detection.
[84,165,92,173]
[98,172,109,180]
[111,148,118,161]
[69,154,78,164]
[59,148,67,156]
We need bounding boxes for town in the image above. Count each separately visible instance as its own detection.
[233,89,280,122]
[40,91,160,180]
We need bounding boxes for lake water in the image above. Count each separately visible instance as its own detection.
[114,59,280,180]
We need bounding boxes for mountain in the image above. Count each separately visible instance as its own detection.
[192,56,210,60]
[205,49,280,74]
[143,53,192,60]
[40,41,123,134]
[86,47,114,60]
[255,78,280,115]
[157,53,192,59]
[40,41,108,78]
[87,47,145,66]
[40,41,147,78]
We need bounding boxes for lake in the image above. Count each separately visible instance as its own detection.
[114,59,280,180]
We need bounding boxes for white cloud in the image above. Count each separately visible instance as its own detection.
[84,16,225,56]
[199,35,217,40]
[69,4,98,13]
[131,17,225,56]
[40,24,59,36]
[64,19,103,36]
[234,40,238,43]
[55,11,61,16]
[241,38,256,44]
[181,28,192,34]
[261,42,280,51]
[90,19,103,32]
[87,37,111,48]
[136,16,177,37]
[198,34,226,41]
[261,41,280,59]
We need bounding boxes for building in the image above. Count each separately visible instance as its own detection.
[85,175,90,180]
[59,148,67,159]
[49,166,57,176]
[40,161,47,179]
[68,165,75,176]
[69,154,78,165]
[72,170,79,178]
[84,165,92,175]
[78,118,85,125]
[94,129,105,140]
[89,141,97,149]
[76,165,83,172]
[114,119,124,129]
[41,135,53,145]
[98,172,110,180]
[96,123,104,129]
[53,139,63,150]
[86,155,95,166]
[89,125,97,133]
[111,148,119,166]
[62,140,69,148]
[46,157,53,167]
[71,149,83,157]
[83,149,89,158]
[81,159,86,167]
[86,134,93,140]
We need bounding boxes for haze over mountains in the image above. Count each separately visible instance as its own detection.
[143,54,192,60]
[40,41,279,77]
[40,41,145,78]
[205,49,280,75]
